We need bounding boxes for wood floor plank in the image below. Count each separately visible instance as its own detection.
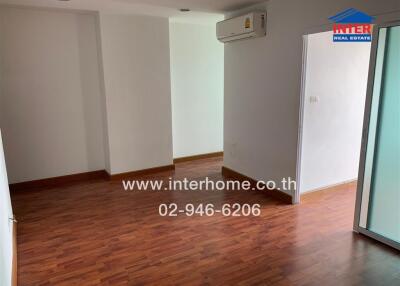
[11,157,400,285]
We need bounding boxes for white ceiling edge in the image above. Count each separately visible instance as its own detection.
[169,13,224,26]
[225,1,267,18]
[0,0,224,24]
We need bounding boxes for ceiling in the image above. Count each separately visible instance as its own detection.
[0,0,265,22]
[118,0,264,13]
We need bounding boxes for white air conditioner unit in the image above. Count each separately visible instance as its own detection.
[217,12,266,43]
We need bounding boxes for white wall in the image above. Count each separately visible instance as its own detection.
[0,7,106,184]
[224,0,400,197]
[300,31,370,193]
[99,13,173,174]
[0,130,13,286]
[169,21,224,158]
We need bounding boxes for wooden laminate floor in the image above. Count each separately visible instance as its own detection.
[12,157,400,285]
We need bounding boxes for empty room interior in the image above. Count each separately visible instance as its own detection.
[0,0,399,285]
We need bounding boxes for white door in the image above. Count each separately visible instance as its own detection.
[0,129,13,286]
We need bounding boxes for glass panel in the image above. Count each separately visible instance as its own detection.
[366,26,400,243]
[359,28,387,228]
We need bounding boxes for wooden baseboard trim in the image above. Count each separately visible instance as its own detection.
[302,179,358,196]
[221,166,292,204]
[173,152,223,164]
[9,164,177,190]
[12,219,17,286]
[9,170,108,192]
[108,164,175,181]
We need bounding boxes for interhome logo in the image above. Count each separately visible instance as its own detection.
[329,8,375,42]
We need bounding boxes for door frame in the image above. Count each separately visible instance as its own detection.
[293,34,308,204]
[295,14,400,248]
[295,29,372,203]
[353,20,400,251]
[295,14,400,203]
[295,24,332,204]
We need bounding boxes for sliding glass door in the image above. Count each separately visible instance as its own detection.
[355,22,400,250]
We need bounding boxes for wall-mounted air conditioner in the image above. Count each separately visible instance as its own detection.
[216,12,266,43]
